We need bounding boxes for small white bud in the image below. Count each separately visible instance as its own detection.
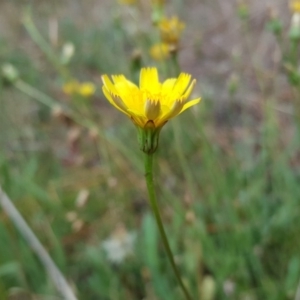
[2,63,19,82]
[61,42,75,65]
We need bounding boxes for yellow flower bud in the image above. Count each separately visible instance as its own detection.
[158,16,185,46]
[149,43,170,61]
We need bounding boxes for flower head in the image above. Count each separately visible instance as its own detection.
[78,83,96,97]
[149,43,170,61]
[63,81,96,97]
[101,67,200,153]
[101,67,200,129]
[158,16,185,46]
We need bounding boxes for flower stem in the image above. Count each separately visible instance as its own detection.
[144,153,193,300]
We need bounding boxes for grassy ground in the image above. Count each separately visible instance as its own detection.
[1,0,300,299]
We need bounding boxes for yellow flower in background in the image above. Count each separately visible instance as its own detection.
[290,0,300,13]
[149,43,170,61]
[101,67,200,129]
[78,83,96,97]
[63,81,96,97]
[159,16,185,45]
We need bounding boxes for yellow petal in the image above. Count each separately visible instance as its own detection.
[114,83,141,112]
[167,100,184,118]
[131,116,146,128]
[102,86,129,116]
[112,75,138,89]
[127,108,145,117]
[139,67,160,93]
[155,100,184,127]
[172,73,191,96]
[162,78,177,94]
[127,108,147,127]
[181,79,196,101]
[112,75,127,84]
[179,98,201,114]
[102,75,118,95]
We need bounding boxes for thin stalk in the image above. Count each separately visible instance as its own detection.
[0,186,77,300]
[144,153,193,300]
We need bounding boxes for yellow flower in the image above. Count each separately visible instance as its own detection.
[63,81,95,97]
[149,43,170,61]
[101,67,200,129]
[290,0,300,13]
[159,16,185,45]
[78,83,96,97]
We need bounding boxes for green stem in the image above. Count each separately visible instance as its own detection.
[144,153,193,300]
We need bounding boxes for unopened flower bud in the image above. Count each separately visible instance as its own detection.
[61,42,75,65]
[149,43,170,61]
[2,63,19,82]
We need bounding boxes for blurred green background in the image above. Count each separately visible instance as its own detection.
[1,0,300,299]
